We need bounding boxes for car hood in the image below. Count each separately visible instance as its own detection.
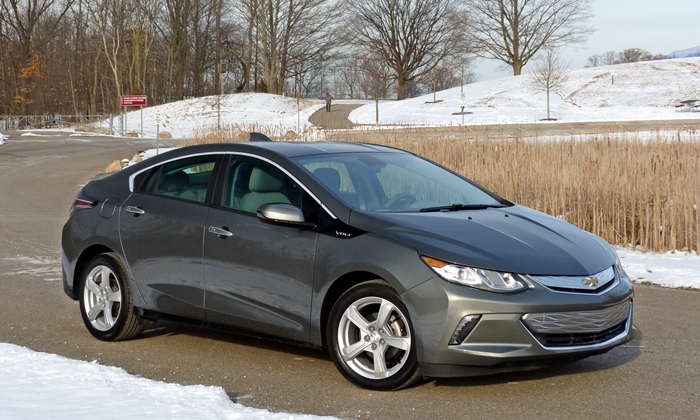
[348,205,617,276]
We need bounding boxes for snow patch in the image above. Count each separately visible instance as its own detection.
[615,247,700,289]
[1,255,62,281]
[0,343,337,420]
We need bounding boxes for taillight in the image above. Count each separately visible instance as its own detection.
[73,198,97,209]
[70,189,98,212]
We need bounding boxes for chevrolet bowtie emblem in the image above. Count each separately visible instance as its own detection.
[583,277,599,287]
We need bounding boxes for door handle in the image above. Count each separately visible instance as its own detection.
[124,206,145,215]
[208,226,233,237]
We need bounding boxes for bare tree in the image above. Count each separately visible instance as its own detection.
[586,50,616,67]
[125,0,158,95]
[615,48,653,64]
[586,48,662,68]
[348,0,471,100]
[229,0,259,92]
[254,0,341,95]
[526,48,568,120]
[0,0,74,113]
[358,55,393,125]
[465,0,593,76]
[87,0,128,105]
[339,55,362,98]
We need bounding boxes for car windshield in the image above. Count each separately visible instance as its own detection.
[294,152,509,212]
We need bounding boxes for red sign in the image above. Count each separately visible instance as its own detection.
[120,95,147,107]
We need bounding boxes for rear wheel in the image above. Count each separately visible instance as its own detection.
[79,253,144,341]
[327,280,420,390]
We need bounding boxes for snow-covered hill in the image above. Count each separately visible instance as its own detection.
[111,58,700,138]
[350,57,700,125]
[106,92,325,139]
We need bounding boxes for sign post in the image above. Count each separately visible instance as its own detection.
[155,111,161,155]
[120,95,148,136]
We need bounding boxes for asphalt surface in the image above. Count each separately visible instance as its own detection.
[309,104,363,129]
[1,130,699,419]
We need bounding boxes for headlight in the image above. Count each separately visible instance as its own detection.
[421,256,528,293]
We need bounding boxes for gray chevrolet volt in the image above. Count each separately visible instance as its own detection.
[62,134,634,390]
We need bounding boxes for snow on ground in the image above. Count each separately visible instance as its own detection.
[350,58,700,126]
[616,248,700,289]
[99,92,324,138]
[0,343,335,420]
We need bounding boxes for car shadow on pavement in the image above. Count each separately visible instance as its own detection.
[429,328,643,388]
[138,319,332,361]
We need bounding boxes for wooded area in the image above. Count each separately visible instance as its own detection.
[0,0,594,115]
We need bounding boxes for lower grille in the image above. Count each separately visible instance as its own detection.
[530,321,627,347]
[521,301,631,347]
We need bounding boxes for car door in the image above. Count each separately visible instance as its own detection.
[203,155,320,341]
[120,154,220,319]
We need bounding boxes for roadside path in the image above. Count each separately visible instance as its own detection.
[307,103,700,141]
[308,104,362,129]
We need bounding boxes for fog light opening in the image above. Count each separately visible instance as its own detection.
[449,315,482,345]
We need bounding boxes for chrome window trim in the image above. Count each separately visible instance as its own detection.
[225,151,337,219]
[127,151,337,220]
[128,152,221,192]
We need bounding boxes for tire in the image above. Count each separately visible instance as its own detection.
[78,253,144,341]
[327,280,420,390]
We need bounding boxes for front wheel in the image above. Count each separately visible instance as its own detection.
[79,253,144,341]
[327,281,420,390]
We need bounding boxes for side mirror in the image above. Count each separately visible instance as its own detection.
[257,203,316,229]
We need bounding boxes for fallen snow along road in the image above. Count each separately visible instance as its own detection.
[0,343,336,420]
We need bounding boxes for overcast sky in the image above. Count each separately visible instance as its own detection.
[475,0,700,80]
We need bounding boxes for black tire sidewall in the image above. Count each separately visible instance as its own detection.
[78,254,129,341]
[327,281,419,391]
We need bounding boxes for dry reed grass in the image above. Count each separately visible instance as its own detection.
[188,125,700,253]
[182,123,324,145]
[371,132,700,253]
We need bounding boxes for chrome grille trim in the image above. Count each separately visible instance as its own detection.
[528,266,615,293]
[521,301,631,334]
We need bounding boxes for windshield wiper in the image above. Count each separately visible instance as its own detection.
[419,203,505,213]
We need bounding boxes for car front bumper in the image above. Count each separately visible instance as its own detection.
[401,275,635,378]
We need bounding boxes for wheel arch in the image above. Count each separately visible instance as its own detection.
[71,244,117,299]
[319,271,391,350]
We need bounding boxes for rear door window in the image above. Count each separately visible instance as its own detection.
[140,155,219,203]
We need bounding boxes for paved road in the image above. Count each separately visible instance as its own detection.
[309,104,363,129]
[1,130,699,419]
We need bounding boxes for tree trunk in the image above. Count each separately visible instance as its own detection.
[513,61,523,76]
[375,98,379,126]
[397,75,407,100]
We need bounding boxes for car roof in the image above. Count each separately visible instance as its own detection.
[239,140,404,157]
[117,140,410,180]
[163,140,405,159]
